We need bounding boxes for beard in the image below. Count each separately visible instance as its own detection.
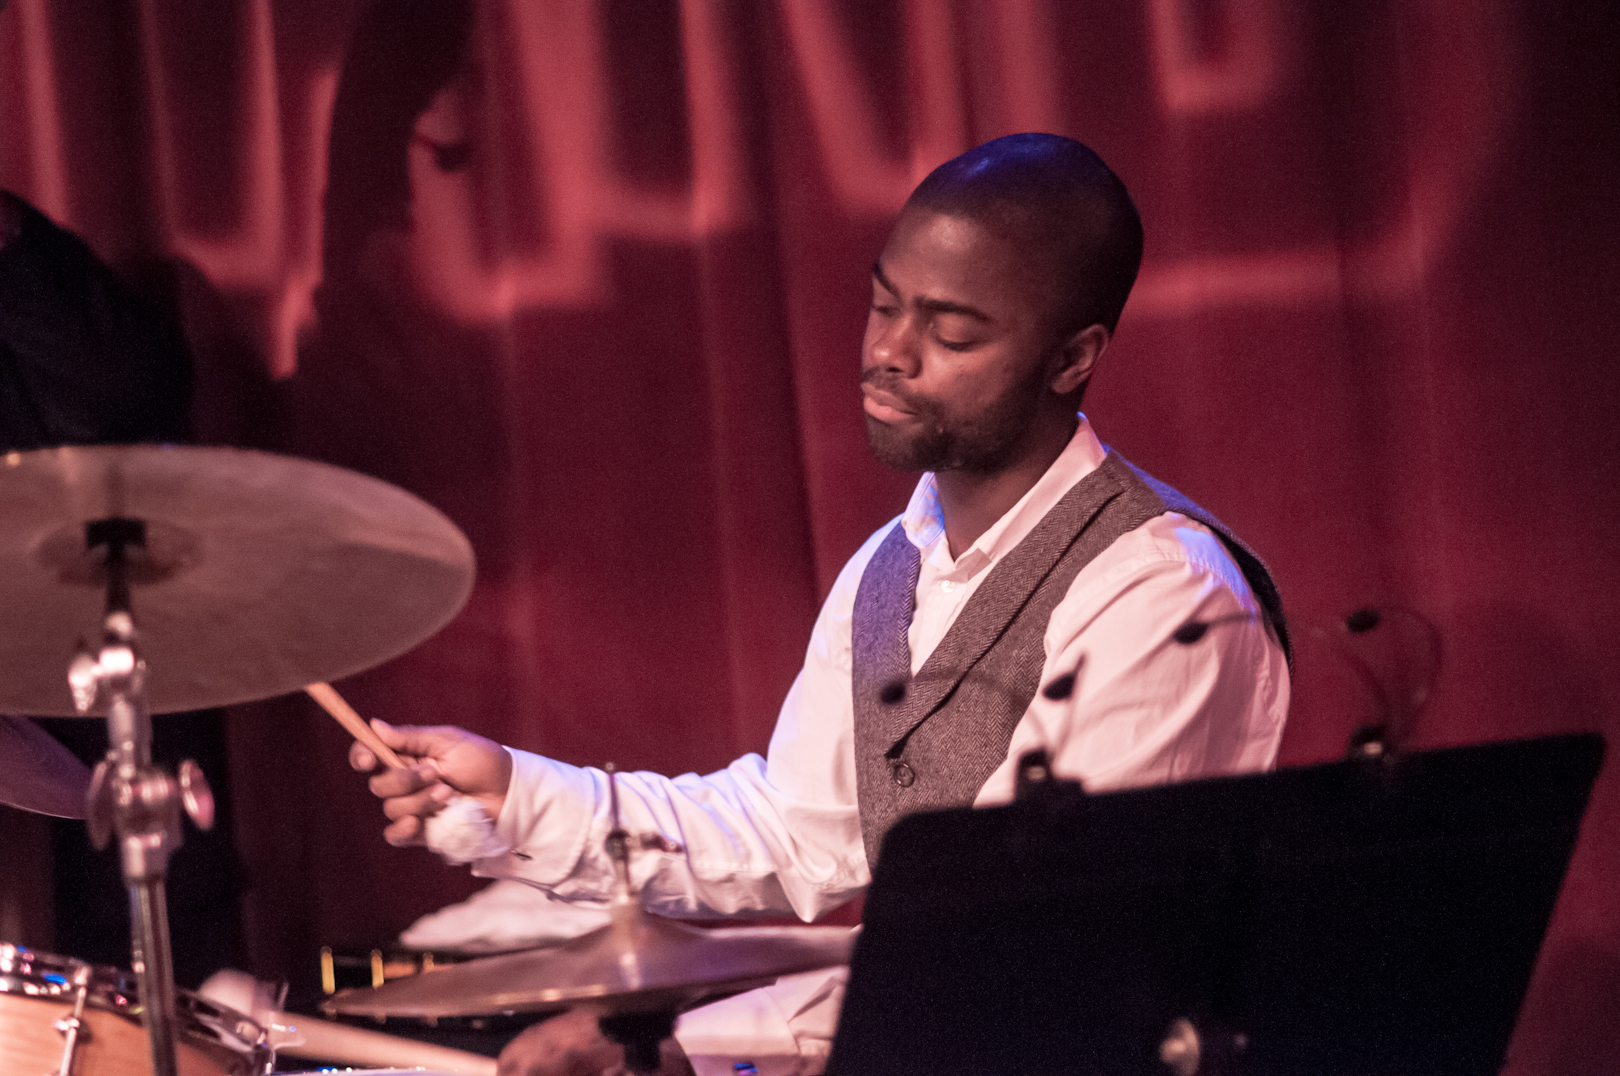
[862,363,1048,474]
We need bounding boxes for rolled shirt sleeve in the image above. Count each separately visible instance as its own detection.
[471,527,888,921]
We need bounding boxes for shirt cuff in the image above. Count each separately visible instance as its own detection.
[471,747,598,886]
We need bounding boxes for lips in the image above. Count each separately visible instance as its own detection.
[862,384,916,423]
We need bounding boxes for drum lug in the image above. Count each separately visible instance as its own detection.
[49,962,93,1076]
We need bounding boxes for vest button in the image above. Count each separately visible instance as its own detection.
[890,760,915,787]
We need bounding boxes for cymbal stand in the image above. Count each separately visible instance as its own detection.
[71,518,214,1076]
[596,764,678,1074]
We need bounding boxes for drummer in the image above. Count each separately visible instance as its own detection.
[353,133,1291,1076]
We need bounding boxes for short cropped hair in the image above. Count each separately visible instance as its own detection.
[906,133,1144,333]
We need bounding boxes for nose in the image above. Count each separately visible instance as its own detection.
[864,309,920,379]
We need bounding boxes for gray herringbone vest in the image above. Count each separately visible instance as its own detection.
[850,449,1288,867]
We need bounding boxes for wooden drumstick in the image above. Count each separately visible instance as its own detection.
[305,682,406,769]
[279,1017,497,1075]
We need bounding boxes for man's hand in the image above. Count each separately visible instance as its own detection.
[497,1010,695,1076]
[348,720,513,846]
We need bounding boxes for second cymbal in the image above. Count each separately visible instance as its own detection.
[323,914,856,1019]
[0,715,91,817]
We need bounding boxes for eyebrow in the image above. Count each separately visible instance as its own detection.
[872,261,993,323]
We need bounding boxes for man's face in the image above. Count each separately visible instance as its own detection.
[861,208,1066,474]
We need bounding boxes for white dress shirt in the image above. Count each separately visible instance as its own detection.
[475,415,1290,1073]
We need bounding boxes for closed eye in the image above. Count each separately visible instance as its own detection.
[931,313,985,351]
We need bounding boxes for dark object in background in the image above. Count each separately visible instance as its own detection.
[829,734,1602,1076]
[0,189,242,988]
[321,0,476,276]
[39,714,244,989]
[0,191,191,448]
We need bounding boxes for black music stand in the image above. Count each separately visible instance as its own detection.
[827,734,1603,1076]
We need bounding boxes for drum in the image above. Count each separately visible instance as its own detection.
[0,942,271,1076]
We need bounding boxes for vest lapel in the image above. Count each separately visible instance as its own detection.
[851,523,921,744]
[876,460,1128,752]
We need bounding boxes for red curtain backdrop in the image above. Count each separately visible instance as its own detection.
[3,0,1617,1069]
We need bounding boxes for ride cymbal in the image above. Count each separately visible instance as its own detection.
[0,445,475,716]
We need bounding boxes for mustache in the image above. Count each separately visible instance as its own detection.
[860,369,924,410]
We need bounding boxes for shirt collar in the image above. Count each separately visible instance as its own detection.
[900,413,1109,574]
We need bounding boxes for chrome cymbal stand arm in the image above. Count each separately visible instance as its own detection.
[603,763,636,910]
[601,763,644,982]
[74,517,211,1076]
[598,764,674,1075]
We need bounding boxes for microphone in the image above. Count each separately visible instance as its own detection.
[1040,653,1086,702]
[1326,605,1442,759]
[882,662,1080,797]
[1025,656,1087,801]
[1031,609,1264,704]
[1344,607,1382,634]
[1170,612,1260,645]
[1046,609,1264,700]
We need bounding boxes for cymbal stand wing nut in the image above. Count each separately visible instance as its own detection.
[179,759,215,831]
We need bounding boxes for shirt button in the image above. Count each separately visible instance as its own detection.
[940,580,955,592]
[890,760,916,787]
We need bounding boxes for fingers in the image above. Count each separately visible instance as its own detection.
[398,724,511,800]
[377,781,456,846]
[383,813,423,846]
[367,764,437,799]
[382,781,452,821]
[348,740,376,772]
[371,719,470,761]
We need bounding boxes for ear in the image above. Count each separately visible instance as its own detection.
[1048,324,1110,395]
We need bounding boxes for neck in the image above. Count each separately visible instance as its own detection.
[936,410,1078,558]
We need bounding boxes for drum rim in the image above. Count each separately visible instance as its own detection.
[0,941,136,1006]
[0,940,273,1068]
